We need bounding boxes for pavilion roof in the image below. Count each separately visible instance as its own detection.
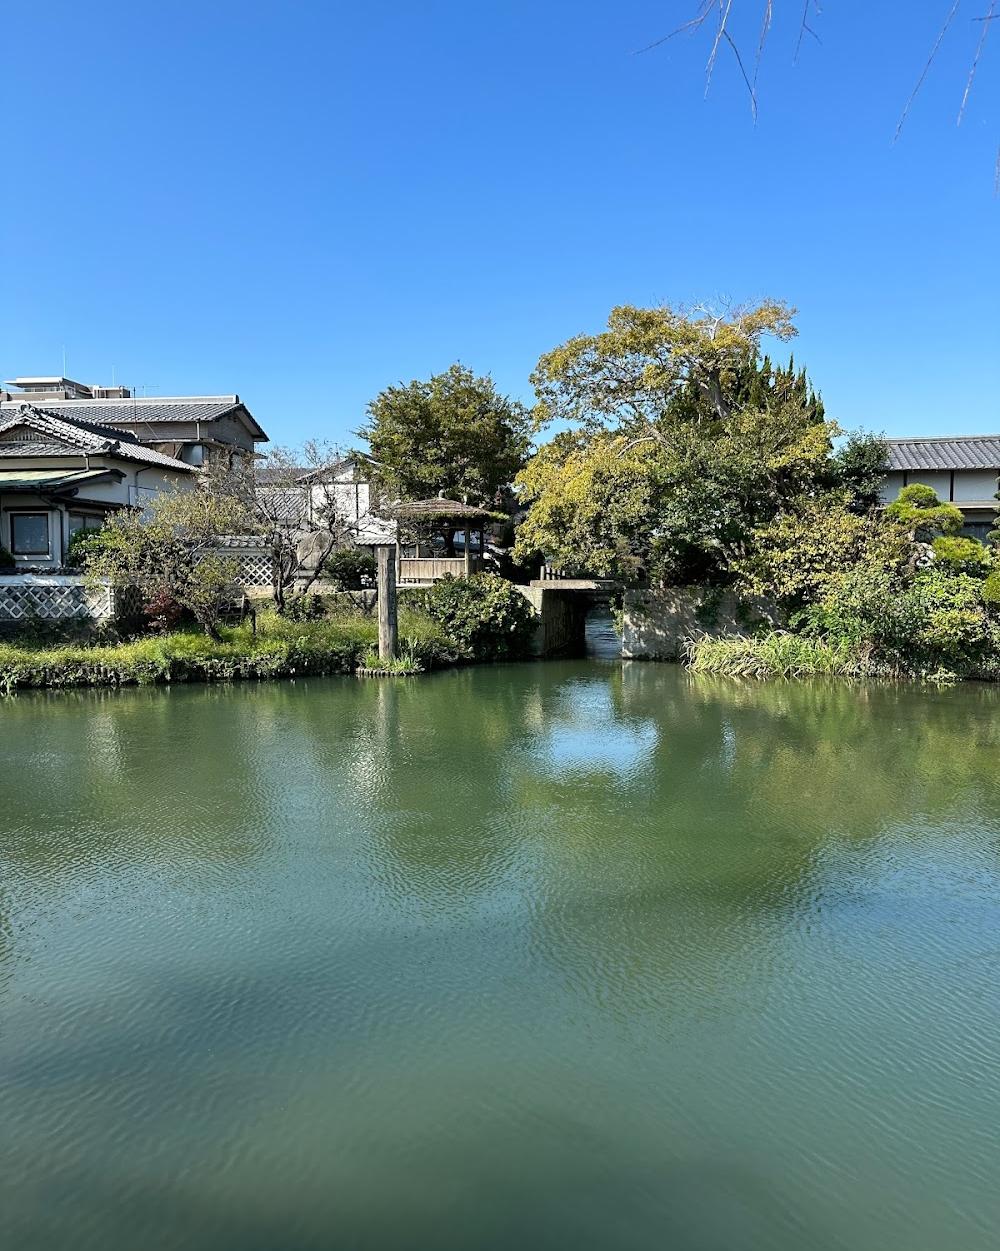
[388,497,501,522]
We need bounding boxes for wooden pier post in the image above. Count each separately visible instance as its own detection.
[377,544,398,661]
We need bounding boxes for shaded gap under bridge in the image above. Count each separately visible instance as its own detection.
[518,578,623,657]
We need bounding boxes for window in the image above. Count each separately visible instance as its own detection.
[68,513,104,536]
[10,512,50,556]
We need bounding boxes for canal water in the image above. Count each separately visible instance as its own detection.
[2,661,999,1251]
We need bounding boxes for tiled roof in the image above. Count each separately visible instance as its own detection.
[257,485,308,523]
[254,457,359,486]
[0,405,192,471]
[888,436,1000,472]
[255,466,312,486]
[0,395,268,440]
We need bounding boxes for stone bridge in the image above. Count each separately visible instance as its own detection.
[517,579,622,657]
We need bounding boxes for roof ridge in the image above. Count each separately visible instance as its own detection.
[888,434,1000,444]
[8,395,241,405]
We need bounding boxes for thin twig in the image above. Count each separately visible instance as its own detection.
[633,1,714,56]
[753,0,774,93]
[958,0,997,124]
[706,0,736,93]
[794,0,812,63]
[895,0,963,142]
[723,30,759,120]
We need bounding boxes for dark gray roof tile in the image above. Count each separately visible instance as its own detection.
[0,395,268,439]
[887,436,1000,472]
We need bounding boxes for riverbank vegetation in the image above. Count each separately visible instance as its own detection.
[0,575,536,693]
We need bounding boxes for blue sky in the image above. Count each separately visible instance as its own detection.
[2,1,998,449]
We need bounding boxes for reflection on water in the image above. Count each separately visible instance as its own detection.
[2,664,1000,1251]
[584,603,622,661]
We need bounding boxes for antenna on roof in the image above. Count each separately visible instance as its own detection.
[62,345,67,377]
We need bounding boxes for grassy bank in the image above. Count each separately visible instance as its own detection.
[685,632,875,680]
[0,610,459,693]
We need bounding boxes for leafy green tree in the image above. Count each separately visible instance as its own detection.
[829,432,890,513]
[531,300,797,431]
[734,497,909,607]
[358,364,532,504]
[79,488,250,638]
[517,302,835,584]
[513,430,660,579]
[322,546,376,590]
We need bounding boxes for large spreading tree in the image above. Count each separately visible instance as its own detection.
[357,363,532,504]
[515,301,855,585]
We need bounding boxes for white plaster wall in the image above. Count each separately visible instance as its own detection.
[952,470,998,502]
[904,471,951,499]
[879,471,905,504]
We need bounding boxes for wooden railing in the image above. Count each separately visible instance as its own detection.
[398,555,484,583]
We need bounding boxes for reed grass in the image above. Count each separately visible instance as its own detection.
[685,632,872,679]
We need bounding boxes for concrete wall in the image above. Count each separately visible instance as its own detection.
[622,587,782,661]
[517,585,590,657]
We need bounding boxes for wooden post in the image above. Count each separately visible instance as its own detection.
[377,544,398,661]
[464,525,472,578]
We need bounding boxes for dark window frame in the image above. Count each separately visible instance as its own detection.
[9,511,51,557]
[67,512,105,536]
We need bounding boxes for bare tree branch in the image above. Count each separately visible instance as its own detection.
[753,0,774,92]
[706,0,737,92]
[794,0,822,63]
[895,0,963,143]
[958,0,997,123]
[633,0,714,55]
[723,29,759,118]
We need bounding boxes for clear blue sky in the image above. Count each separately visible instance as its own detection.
[2,1,998,448]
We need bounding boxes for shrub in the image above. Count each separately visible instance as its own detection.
[61,528,102,570]
[931,535,991,576]
[885,483,964,541]
[423,573,536,662]
[142,587,188,633]
[797,565,996,679]
[982,570,1000,607]
[735,499,908,607]
[323,547,376,590]
[282,593,325,621]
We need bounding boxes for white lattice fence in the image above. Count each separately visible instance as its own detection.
[200,545,274,589]
[0,576,114,623]
[226,548,274,589]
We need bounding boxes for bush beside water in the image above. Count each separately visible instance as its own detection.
[689,564,1000,683]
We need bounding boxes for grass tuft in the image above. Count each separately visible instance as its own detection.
[685,632,874,679]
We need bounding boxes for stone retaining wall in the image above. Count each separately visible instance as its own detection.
[622,587,783,660]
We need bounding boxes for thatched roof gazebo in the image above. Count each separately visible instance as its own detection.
[387,497,503,583]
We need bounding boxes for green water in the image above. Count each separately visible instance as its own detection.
[2,652,1000,1251]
